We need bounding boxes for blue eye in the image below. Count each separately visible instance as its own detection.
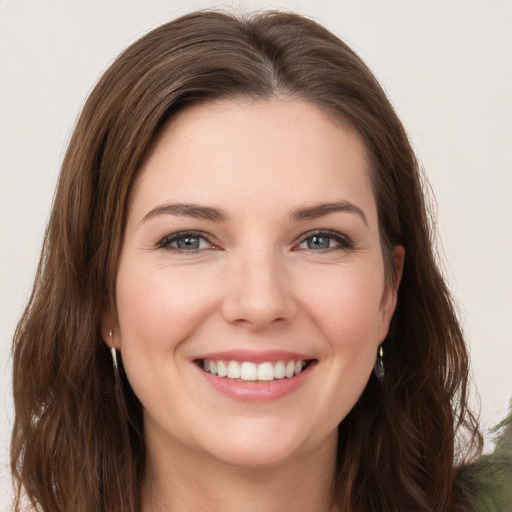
[298,231,352,251]
[158,232,213,252]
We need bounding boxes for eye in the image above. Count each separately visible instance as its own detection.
[296,230,353,251]
[158,231,215,253]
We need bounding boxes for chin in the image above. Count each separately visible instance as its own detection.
[194,418,335,470]
[207,438,306,469]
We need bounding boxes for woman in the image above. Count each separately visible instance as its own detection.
[11,10,485,512]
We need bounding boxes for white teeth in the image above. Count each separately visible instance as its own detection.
[201,359,309,381]
[240,362,257,381]
[285,361,295,378]
[217,361,227,377]
[257,362,274,381]
[274,361,285,379]
[227,361,241,379]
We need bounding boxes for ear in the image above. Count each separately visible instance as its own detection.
[101,309,120,350]
[378,245,405,341]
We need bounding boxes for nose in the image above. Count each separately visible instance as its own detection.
[221,248,298,330]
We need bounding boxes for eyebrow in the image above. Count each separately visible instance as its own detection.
[290,201,368,226]
[140,200,368,226]
[140,203,229,224]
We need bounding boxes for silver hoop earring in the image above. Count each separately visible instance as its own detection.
[374,344,384,382]
[109,329,119,376]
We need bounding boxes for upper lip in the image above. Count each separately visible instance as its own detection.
[192,349,315,364]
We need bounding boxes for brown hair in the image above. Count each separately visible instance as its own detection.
[11,10,482,512]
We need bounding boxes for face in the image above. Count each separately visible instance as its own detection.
[108,99,402,470]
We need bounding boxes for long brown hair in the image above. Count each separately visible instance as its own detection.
[11,10,482,512]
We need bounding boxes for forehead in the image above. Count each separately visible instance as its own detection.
[130,98,376,224]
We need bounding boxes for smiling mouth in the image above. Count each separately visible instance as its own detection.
[196,359,314,382]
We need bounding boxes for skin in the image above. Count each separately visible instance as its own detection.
[105,98,404,511]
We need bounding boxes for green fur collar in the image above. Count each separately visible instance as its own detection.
[457,412,512,511]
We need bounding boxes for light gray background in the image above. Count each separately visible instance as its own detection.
[1,0,511,507]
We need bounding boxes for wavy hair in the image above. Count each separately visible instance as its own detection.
[11,10,482,512]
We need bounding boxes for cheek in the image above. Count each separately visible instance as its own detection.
[115,263,215,354]
[309,270,384,407]
[113,264,218,427]
[301,264,385,346]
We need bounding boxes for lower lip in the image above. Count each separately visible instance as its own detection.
[195,362,315,403]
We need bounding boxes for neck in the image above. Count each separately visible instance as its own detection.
[141,426,340,512]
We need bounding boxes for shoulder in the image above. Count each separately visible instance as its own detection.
[455,412,512,512]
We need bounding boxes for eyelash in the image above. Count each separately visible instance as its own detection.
[156,229,353,254]
[295,230,354,252]
[157,231,215,253]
